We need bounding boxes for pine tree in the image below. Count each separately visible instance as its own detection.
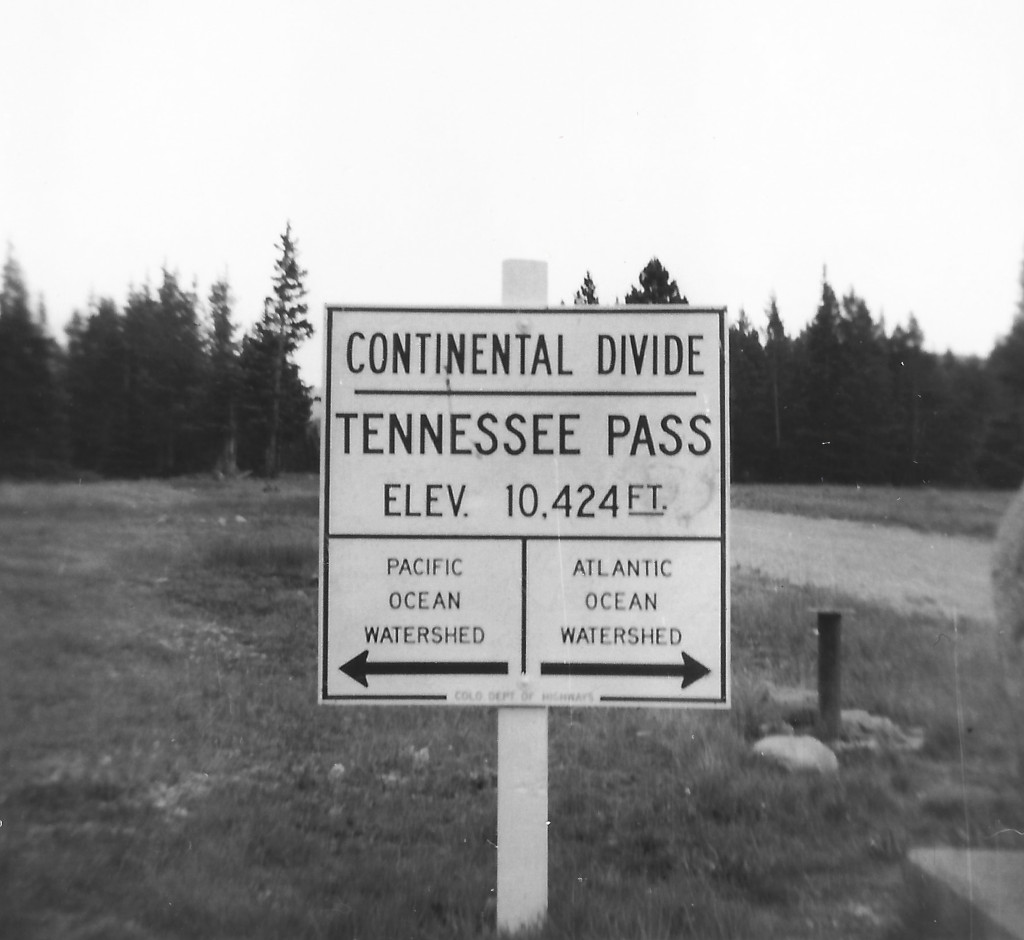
[887,316,924,482]
[258,223,312,476]
[764,296,791,480]
[835,290,894,483]
[65,298,131,474]
[728,310,772,480]
[574,271,599,305]
[121,271,205,475]
[237,323,311,474]
[625,258,687,305]
[206,279,240,475]
[792,274,844,481]
[978,252,1024,486]
[0,249,63,475]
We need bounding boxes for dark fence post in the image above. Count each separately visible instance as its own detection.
[817,610,843,741]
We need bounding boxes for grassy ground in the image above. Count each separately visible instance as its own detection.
[732,483,1014,539]
[0,477,1020,938]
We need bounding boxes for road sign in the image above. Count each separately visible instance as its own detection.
[319,305,729,706]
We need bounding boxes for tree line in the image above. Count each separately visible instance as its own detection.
[577,257,1024,488]
[0,224,315,479]
[2,249,1023,487]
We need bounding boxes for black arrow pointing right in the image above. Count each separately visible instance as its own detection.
[540,651,711,690]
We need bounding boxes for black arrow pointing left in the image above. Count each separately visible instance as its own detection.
[540,651,711,690]
[340,650,509,688]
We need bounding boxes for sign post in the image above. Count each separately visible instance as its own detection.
[318,274,729,932]
[496,261,549,933]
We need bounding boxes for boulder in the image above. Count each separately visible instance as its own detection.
[992,484,1024,779]
[752,734,839,775]
[839,708,924,752]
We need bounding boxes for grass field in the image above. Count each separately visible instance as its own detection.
[1,477,1021,938]
[732,483,1014,539]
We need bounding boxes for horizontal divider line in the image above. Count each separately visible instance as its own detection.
[326,533,723,541]
[325,695,449,701]
[600,696,726,703]
[348,390,697,397]
[328,306,720,314]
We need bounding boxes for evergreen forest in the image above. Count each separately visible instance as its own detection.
[0,225,315,479]
[2,250,1024,488]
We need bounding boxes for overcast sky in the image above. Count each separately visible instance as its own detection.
[3,1,1023,383]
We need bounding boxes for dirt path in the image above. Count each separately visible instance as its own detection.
[731,509,995,622]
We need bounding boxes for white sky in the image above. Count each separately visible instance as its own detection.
[2,1,1023,383]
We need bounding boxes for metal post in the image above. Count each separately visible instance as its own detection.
[817,610,842,741]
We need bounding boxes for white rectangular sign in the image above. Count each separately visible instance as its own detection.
[319,306,729,706]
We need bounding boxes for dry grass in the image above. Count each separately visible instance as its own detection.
[732,484,1014,539]
[0,477,1021,938]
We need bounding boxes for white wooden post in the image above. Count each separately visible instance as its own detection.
[497,259,549,933]
[497,707,548,932]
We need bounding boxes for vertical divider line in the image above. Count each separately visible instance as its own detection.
[521,537,528,674]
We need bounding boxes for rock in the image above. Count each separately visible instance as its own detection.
[752,734,839,774]
[328,763,346,781]
[234,515,247,524]
[411,746,430,769]
[842,708,896,735]
[839,709,924,752]
[919,781,1002,816]
[992,484,1024,779]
